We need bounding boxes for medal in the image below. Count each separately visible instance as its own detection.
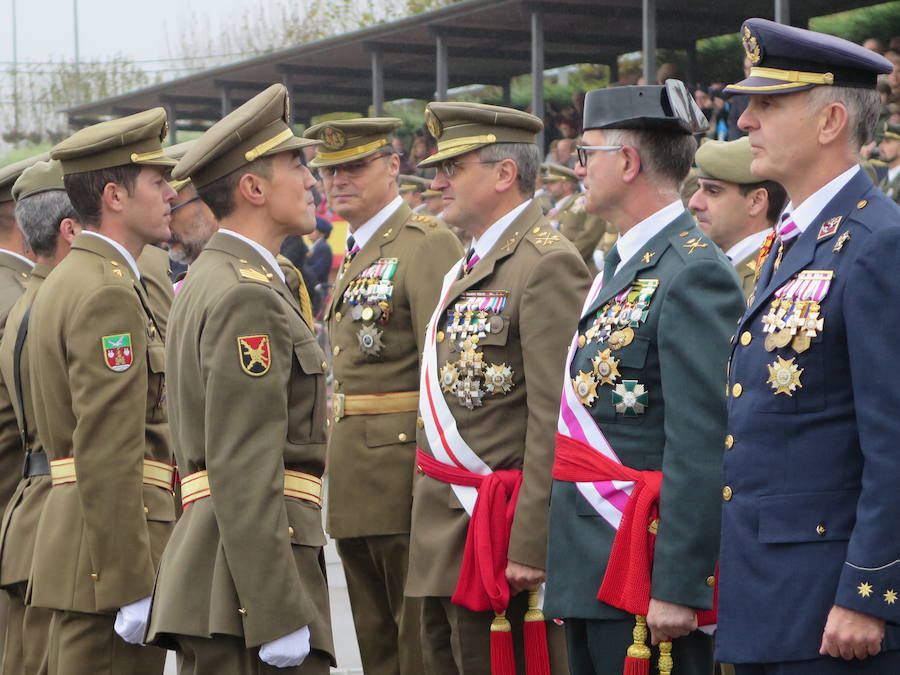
[455,377,484,409]
[608,327,634,351]
[440,362,460,393]
[361,305,375,322]
[591,348,620,387]
[772,328,793,349]
[357,325,385,357]
[612,380,648,416]
[791,334,811,353]
[572,371,599,406]
[484,363,514,394]
[767,355,803,396]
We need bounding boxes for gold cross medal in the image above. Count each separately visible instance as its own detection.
[767,355,803,396]
[613,380,648,416]
[484,363,514,394]
[573,371,599,406]
[591,349,620,386]
[791,301,823,354]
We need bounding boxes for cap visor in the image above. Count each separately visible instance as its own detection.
[724,76,816,95]
[134,156,178,168]
[261,135,321,160]
[308,143,387,169]
[417,143,490,168]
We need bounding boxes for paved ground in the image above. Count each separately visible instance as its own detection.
[164,536,362,674]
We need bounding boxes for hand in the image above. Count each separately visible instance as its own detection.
[259,625,311,668]
[114,596,152,645]
[819,605,884,660]
[506,560,546,594]
[646,598,697,645]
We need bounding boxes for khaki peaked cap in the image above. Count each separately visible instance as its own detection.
[0,152,52,203]
[173,84,319,189]
[51,108,176,175]
[12,159,65,202]
[163,140,197,191]
[542,162,578,183]
[304,118,401,168]
[418,102,542,168]
[398,174,431,192]
[694,137,758,185]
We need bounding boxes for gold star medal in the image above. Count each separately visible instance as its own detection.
[591,349,620,386]
[767,356,803,396]
[572,371,599,406]
[484,363,514,394]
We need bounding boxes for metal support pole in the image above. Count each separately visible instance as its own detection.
[642,0,657,84]
[220,85,232,118]
[371,49,384,116]
[609,58,619,85]
[531,10,545,151]
[774,0,790,25]
[686,46,698,89]
[435,34,448,102]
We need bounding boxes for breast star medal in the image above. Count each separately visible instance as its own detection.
[613,380,648,416]
[767,355,803,396]
[591,348,620,386]
[357,324,385,357]
[456,377,484,409]
[440,362,460,393]
[573,371,599,406]
[484,363,514,394]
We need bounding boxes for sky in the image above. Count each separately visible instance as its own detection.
[0,0,254,68]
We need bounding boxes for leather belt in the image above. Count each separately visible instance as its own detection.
[23,450,50,478]
[332,390,419,422]
[180,469,323,509]
[50,457,177,492]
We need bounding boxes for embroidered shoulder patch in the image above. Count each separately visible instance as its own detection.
[102,333,133,372]
[238,335,271,376]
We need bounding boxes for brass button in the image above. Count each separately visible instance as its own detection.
[335,311,342,322]
[740,331,752,346]
[288,526,295,536]
[816,524,826,536]
[333,346,341,356]
[856,200,868,210]
[732,383,743,398]
[724,434,734,449]
[144,506,149,514]
[321,360,327,370]
[326,418,331,428]
[437,331,445,343]
[722,486,733,501]
[416,464,423,474]
[238,607,248,616]
[577,335,586,348]
[416,417,424,429]
[398,432,408,442]
[706,575,716,587]
[91,573,99,581]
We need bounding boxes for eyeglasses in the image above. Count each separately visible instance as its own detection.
[318,152,391,180]
[575,145,624,167]
[171,196,200,212]
[436,159,500,178]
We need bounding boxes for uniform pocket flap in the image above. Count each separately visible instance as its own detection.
[758,490,858,544]
[365,412,417,448]
[616,335,651,369]
[294,339,325,375]
[142,484,177,522]
[286,498,327,547]
[147,344,166,374]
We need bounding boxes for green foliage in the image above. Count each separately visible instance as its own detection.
[0,142,53,166]
[811,1,900,45]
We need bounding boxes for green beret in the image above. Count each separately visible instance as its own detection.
[0,152,52,203]
[694,137,758,185]
[12,160,64,202]
[881,121,900,141]
[51,108,176,175]
[417,102,542,168]
[398,174,430,192]
[541,162,578,183]
[304,117,401,169]
[163,140,196,191]
[173,84,319,189]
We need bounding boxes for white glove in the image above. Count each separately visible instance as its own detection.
[114,596,152,645]
[259,625,310,668]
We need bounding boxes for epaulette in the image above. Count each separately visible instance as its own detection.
[670,227,718,262]
[103,259,133,285]
[232,262,273,284]
[409,213,439,229]
[524,225,565,255]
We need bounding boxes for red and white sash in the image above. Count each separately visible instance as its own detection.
[419,259,491,515]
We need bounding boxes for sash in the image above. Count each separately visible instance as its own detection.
[418,258,491,515]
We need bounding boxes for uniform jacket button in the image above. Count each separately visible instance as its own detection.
[724,435,734,449]
[740,331,752,346]
[706,575,716,587]
[816,524,827,536]
[722,486,733,501]
[398,432,408,442]
[732,383,743,398]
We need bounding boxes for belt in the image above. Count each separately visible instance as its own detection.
[332,390,418,422]
[50,457,177,492]
[23,450,50,478]
[180,469,323,509]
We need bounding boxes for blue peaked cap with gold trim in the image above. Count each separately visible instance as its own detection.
[725,18,892,96]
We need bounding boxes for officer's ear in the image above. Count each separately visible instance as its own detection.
[59,217,81,245]
[494,158,519,195]
[745,186,768,219]
[620,145,642,183]
[816,100,850,148]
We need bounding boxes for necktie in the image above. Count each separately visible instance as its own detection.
[773,215,800,271]
[462,248,479,276]
[602,245,621,287]
[342,235,359,272]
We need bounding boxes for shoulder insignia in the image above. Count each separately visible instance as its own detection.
[500,235,518,252]
[642,252,655,263]
[682,237,708,254]
[534,231,560,247]
[238,335,271,376]
[102,333,133,372]
[239,267,270,283]
[833,230,851,252]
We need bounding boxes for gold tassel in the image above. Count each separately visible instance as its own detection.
[657,641,673,675]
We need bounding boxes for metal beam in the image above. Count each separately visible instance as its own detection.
[365,41,433,56]
[432,24,632,49]
[371,48,384,116]
[531,10,545,151]
[435,33,448,102]
[642,0,657,85]
[774,0,790,24]
[219,83,232,118]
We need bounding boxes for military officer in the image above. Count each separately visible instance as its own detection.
[145,84,335,675]
[544,81,745,675]
[689,137,786,298]
[408,102,590,675]
[543,162,614,273]
[877,121,900,205]
[717,19,900,673]
[27,109,178,675]
[398,174,429,210]
[0,159,80,675]
[303,117,461,675]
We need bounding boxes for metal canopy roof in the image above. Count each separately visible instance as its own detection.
[63,0,884,136]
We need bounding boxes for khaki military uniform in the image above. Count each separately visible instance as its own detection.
[878,168,900,206]
[28,233,175,675]
[136,245,174,341]
[0,262,52,675]
[407,200,591,674]
[733,251,758,299]
[145,232,335,674]
[326,203,462,675]
[551,193,612,274]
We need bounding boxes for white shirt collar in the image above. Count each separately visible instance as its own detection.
[81,230,140,280]
[725,228,771,266]
[888,164,900,183]
[471,199,532,261]
[346,195,403,252]
[0,249,34,269]
[782,165,860,233]
[615,199,685,273]
[217,229,285,282]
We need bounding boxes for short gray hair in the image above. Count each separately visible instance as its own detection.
[479,142,542,197]
[807,85,881,149]
[601,128,696,188]
[14,190,78,257]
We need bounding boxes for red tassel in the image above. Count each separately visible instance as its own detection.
[523,591,551,675]
[490,613,516,675]
[622,615,651,675]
